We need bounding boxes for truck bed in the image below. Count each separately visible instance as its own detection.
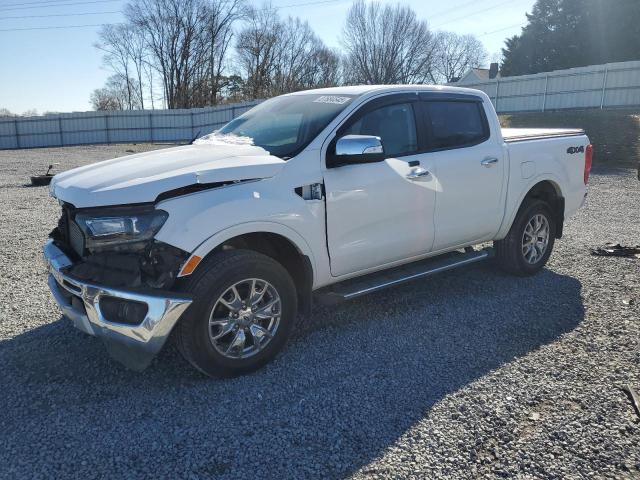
[502,128,585,143]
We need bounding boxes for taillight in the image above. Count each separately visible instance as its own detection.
[584,144,593,185]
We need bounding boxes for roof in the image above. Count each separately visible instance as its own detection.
[455,67,500,85]
[471,68,491,80]
[287,84,487,98]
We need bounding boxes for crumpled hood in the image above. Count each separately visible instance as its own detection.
[50,142,285,208]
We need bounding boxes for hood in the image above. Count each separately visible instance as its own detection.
[50,142,285,208]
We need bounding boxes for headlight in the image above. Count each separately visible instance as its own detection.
[75,209,168,249]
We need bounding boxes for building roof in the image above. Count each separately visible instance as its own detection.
[471,68,491,80]
[455,66,500,85]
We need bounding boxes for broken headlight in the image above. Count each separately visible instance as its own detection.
[75,209,168,250]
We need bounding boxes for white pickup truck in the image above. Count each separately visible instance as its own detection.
[44,85,592,376]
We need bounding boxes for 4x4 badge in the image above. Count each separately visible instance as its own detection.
[567,146,585,154]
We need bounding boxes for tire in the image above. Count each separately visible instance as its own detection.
[494,199,556,276]
[176,249,297,377]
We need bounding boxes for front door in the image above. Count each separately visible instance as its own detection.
[323,98,437,277]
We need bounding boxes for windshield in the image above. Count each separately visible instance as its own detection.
[213,94,355,159]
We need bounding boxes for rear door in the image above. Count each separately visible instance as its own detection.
[419,94,506,250]
[323,94,437,277]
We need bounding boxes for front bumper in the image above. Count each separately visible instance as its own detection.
[44,240,192,370]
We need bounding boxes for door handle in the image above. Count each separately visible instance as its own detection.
[406,167,431,180]
[481,157,499,167]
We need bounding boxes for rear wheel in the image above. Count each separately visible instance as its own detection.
[494,199,556,276]
[176,250,297,377]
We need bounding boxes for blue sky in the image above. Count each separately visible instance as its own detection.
[0,0,536,113]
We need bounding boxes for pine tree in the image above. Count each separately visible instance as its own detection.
[501,0,640,76]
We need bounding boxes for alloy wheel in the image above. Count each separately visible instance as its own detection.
[208,278,281,359]
[521,213,550,264]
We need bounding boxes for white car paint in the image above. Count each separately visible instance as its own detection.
[49,142,285,208]
[50,84,589,291]
[323,153,437,276]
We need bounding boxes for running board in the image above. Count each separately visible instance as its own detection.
[315,248,493,305]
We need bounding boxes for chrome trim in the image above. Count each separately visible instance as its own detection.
[335,134,384,156]
[481,157,499,167]
[503,130,585,143]
[406,167,430,179]
[44,240,192,370]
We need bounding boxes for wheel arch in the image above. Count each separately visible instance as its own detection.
[185,223,316,314]
[500,176,566,240]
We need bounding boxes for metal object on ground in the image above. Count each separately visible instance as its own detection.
[30,175,54,186]
[591,243,640,259]
[29,163,59,186]
[621,385,640,419]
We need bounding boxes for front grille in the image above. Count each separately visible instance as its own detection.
[58,207,70,244]
[54,206,84,258]
[69,220,85,257]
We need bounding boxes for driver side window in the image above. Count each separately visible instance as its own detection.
[344,103,418,157]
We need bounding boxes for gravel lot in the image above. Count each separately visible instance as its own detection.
[0,144,639,479]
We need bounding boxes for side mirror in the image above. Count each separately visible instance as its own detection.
[327,135,385,168]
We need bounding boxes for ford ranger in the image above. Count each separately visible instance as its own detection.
[44,85,592,377]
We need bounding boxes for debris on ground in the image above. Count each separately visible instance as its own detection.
[29,162,59,186]
[591,243,640,258]
[621,385,640,420]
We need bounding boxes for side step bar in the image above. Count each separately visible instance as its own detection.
[315,248,493,305]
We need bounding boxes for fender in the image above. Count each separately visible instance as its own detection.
[187,221,317,286]
[496,173,564,240]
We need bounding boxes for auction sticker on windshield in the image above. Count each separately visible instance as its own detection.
[313,95,351,105]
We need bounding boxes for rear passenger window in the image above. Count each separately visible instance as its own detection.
[344,103,418,157]
[424,101,488,150]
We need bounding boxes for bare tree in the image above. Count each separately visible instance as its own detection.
[308,46,341,88]
[90,75,140,110]
[95,0,338,108]
[431,32,487,84]
[271,17,319,93]
[236,6,339,99]
[90,88,122,111]
[341,0,437,84]
[95,24,138,109]
[236,4,282,99]
[125,0,210,108]
[204,0,245,105]
[92,0,490,109]
[122,28,148,109]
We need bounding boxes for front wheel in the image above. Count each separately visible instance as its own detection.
[176,250,297,377]
[494,199,556,276]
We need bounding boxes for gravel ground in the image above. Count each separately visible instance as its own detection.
[0,144,639,479]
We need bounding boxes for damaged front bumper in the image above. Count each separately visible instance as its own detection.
[44,239,192,371]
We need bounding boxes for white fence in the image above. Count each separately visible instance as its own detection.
[4,60,640,150]
[0,101,260,150]
[461,60,640,113]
